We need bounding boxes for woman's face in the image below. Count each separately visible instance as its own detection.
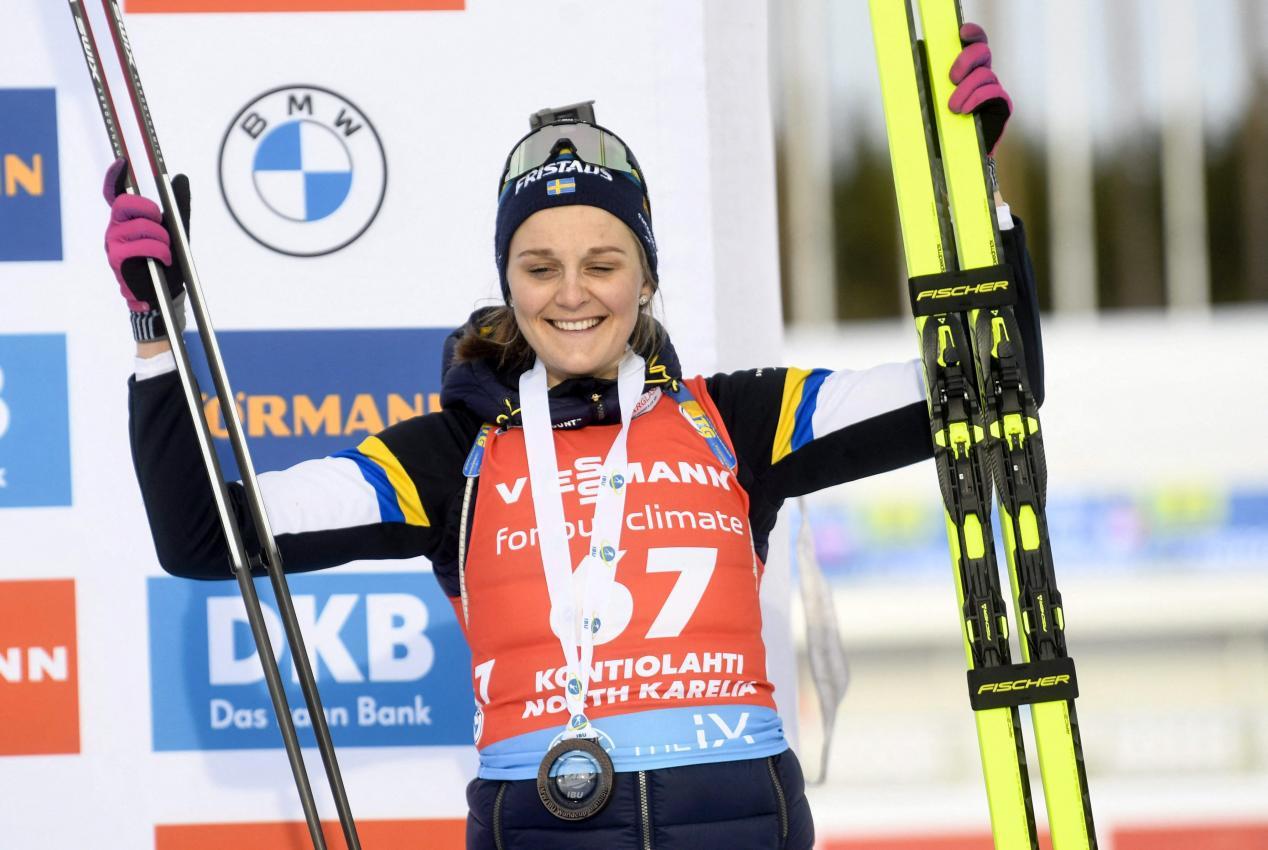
[507,205,652,387]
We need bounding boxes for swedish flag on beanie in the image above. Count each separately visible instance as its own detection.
[494,151,658,302]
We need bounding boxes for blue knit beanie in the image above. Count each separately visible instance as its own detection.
[494,140,658,301]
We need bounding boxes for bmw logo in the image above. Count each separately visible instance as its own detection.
[219,85,387,257]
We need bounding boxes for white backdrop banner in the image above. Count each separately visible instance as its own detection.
[0,1,791,848]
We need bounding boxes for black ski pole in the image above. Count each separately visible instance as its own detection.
[94,1,366,844]
[69,3,361,848]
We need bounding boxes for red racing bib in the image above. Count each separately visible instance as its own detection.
[460,379,785,779]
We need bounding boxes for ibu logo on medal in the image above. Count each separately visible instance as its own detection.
[219,85,387,257]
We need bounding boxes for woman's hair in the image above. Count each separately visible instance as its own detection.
[454,232,662,374]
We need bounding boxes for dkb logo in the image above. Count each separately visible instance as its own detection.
[0,367,9,440]
[148,572,471,751]
[0,335,71,507]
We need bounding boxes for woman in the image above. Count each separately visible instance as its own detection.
[106,25,1038,850]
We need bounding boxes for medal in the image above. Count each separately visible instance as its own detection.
[520,353,644,821]
[536,736,615,821]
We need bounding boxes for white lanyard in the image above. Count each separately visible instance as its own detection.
[519,352,644,738]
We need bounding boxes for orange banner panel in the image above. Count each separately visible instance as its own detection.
[0,579,79,756]
[156,819,466,850]
[823,824,1268,850]
[820,836,993,850]
[125,1,464,12]
[1115,822,1268,850]
[820,833,1054,850]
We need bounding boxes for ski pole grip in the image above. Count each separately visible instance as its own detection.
[909,264,1015,316]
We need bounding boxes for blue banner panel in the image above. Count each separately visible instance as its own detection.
[148,572,473,751]
[0,89,62,262]
[0,334,71,507]
[182,328,449,478]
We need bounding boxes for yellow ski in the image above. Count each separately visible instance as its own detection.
[869,1,1097,847]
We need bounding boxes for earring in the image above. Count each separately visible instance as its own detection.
[639,295,649,306]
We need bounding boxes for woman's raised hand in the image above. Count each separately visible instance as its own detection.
[948,22,1013,155]
[102,157,190,343]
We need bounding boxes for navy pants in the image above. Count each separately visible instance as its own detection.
[466,750,814,850]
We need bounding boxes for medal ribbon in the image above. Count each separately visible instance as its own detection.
[520,352,645,738]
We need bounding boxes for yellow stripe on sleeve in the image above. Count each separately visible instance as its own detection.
[356,435,430,527]
[771,367,811,465]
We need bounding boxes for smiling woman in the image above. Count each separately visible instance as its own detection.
[454,206,661,384]
[509,213,647,384]
[114,57,1040,847]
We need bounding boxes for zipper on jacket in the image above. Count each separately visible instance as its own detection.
[493,781,507,850]
[638,770,652,850]
[457,475,476,625]
[766,757,789,844]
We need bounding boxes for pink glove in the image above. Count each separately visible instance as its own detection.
[102,158,189,340]
[948,22,1013,155]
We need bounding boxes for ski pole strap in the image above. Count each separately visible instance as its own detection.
[908,264,1016,316]
[967,657,1079,711]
